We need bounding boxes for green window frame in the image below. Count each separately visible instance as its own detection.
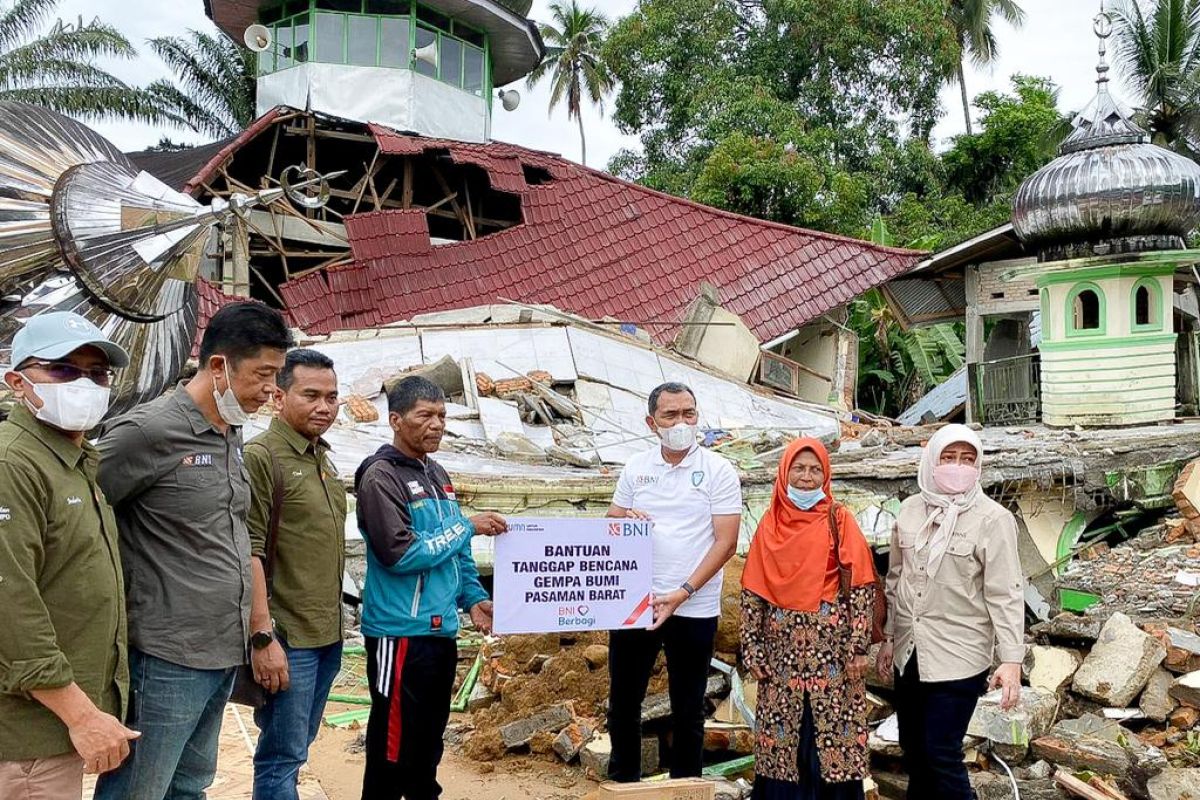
[1065,282,1107,338]
[257,0,491,96]
[1131,277,1164,332]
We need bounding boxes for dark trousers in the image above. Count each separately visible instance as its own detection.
[893,654,987,800]
[361,636,457,800]
[607,614,718,782]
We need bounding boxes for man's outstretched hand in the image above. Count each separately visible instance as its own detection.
[470,512,507,536]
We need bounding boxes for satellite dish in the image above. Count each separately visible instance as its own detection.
[243,24,272,53]
[498,89,521,112]
[413,42,438,69]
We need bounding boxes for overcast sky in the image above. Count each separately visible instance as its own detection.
[65,0,1115,168]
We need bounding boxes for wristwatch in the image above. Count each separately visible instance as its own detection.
[680,582,697,598]
[250,629,275,650]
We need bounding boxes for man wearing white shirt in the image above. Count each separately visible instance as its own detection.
[606,382,742,782]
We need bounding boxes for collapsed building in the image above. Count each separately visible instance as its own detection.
[4,0,1200,795]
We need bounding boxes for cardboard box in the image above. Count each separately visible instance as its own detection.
[589,778,715,800]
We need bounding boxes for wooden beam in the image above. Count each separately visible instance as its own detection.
[266,123,281,182]
[1053,769,1127,800]
[245,209,348,248]
[324,188,518,228]
[430,164,475,240]
[352,148,381,215]
[250,266,289,307]
[402,159,414,208]
[283,125,377,143]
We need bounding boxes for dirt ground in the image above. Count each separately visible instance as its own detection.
[82,704,598,800]
[309,716,598,800]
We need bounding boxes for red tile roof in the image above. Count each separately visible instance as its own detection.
[186,112,924,344]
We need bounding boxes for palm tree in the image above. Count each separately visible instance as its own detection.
[1111,0,1200,157]
[526,1,614,166]
[145,30,256,140]
[0,0,162,122]
[948,0,1026,135]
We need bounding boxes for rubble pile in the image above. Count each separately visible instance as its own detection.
[1056,522,1200,619]
[863,596,1200,800]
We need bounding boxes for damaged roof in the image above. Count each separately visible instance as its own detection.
[154,109,925,346]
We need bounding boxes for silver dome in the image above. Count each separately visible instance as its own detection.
[1011,12,1200,260]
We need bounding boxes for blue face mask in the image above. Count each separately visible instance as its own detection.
[786,485,825,510]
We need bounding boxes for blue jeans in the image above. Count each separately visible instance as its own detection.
[93,648,236,800]
[253,641,343,800]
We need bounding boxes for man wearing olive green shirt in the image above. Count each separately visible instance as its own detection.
[245,348,348,800]
[0,312,139,799]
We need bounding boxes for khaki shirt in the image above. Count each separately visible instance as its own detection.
[245,418,347,649]
[0,407,128,760]
[885,494,1025,682]
[98,384,252,670]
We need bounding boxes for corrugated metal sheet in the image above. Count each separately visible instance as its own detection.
[897,366,969,425]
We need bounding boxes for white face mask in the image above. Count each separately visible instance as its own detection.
[212,363,251,426]
[658,421,698,452]
[23,377,111,432]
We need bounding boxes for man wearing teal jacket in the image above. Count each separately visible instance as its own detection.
[354,376,506,800]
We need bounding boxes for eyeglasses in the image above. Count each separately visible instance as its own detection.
[22,361,116,387]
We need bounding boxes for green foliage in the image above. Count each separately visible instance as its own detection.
[848,288,966,416]
[0,0,164,122]
[603,0,959,228]
[527,2,614,165]
[942,75,1065,203]
[145,30,256,140]
[883,75,1066,251]
[1111,0,1200,157]
[845,218,968,415]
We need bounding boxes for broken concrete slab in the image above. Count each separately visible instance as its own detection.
[467,681,496,713]
[580,733,659,780]
[498,704,573,749]
[1034,612,1105,644]
[1148,767,1200,800]
[966,687,1058,761]
[552,719,595,763]
[1025,645,1083,693]
[1031,718,1138,778]
[1140,668,1178,723]
[1169,671,1200,709]
[971,772,1062,800]
[642,674,729,723]
[1072,612,1167,707]
[1030,714,1166,792]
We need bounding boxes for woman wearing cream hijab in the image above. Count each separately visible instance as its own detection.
[876,424,1024,799]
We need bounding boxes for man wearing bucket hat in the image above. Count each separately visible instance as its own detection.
[0,312,139,799]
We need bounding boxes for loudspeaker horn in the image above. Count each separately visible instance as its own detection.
[499,89,521,111]
[413,41,438,68]
[243,24,272,53]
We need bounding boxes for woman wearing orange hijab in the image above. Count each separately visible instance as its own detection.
[741,438,877,800]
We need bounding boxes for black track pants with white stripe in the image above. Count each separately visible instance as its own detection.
[361,635,458,800]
